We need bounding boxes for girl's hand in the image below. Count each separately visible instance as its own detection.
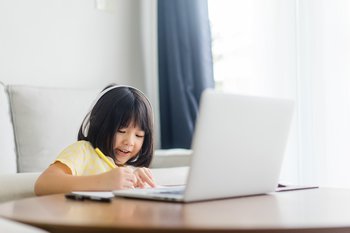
[100,167,136,190]
[133,167,156,188]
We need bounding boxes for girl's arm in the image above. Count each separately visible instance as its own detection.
[34,162,136,196]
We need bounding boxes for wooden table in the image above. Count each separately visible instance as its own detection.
[0,188,350,233]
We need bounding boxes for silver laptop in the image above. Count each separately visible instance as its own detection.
[113,89,294,202]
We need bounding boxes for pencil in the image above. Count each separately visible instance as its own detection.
[95,148,116,169]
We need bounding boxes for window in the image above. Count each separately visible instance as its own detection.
[208,0,298,184]
[208,0,350,188]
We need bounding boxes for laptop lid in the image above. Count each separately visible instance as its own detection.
[182,89,294,202]
[113,89,294,202]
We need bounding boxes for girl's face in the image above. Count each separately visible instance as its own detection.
[114,123,145,165]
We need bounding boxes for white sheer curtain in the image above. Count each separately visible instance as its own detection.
[298,0,350,187]
[139,0,161,149]
[209,0,350,187]
[209,0,299,184]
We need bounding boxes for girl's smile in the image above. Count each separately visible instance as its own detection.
[114,124,145,165]
[115,147,132,157]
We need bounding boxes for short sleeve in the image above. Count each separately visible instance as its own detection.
[55,141,89,175]
[54,140,113,176]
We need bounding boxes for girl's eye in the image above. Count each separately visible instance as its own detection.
[136,134,145,138]
[118,130,126,133]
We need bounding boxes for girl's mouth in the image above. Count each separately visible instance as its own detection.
[116,148,131,157]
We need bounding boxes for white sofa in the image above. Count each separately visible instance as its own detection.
[0,82,191,203]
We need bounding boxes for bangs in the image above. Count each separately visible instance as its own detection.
[119,100,150,132]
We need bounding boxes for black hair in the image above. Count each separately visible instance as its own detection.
[78,84,154,167]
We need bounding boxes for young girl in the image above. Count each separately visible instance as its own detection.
[34,84,156,195]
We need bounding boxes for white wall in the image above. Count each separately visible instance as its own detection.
[0,0,145,90]
[0,0,162,147]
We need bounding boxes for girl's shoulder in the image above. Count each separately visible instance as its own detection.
[55,140,102,176]
[60,140,94,154]
[75,140,94,148]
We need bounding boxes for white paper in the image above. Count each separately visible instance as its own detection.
[71,191,114,198]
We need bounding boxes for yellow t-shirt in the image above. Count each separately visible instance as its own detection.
[55,140,115,176]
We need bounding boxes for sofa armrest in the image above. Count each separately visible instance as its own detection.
[150,149,192,168]
[0,166,190,203]
[151,167,189,186]
[0,218,48,233]
[0,173,40,203]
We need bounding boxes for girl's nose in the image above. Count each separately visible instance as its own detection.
[123,134,135,146]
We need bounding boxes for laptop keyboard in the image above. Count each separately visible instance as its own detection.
[148,186,185,195]
[157,190,184,195]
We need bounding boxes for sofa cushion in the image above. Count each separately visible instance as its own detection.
[8,85,99,172]
[0,82,17,174]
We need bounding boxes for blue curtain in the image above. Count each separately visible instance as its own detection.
[158,0,214,149]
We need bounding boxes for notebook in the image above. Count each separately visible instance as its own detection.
[113,89,294,202]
